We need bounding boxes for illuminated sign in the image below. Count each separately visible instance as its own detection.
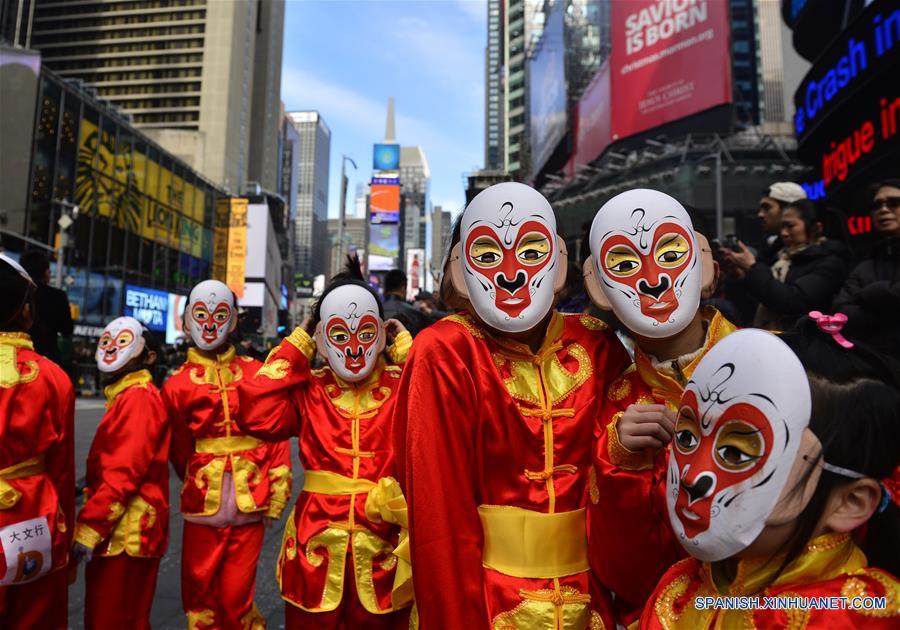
[369,184,401,224]
[794,2,899,139]
[211,198,249,298]
[124,284,168,332]
[847,215,874,236]
[820,94,898,188]
[373,143,400,171]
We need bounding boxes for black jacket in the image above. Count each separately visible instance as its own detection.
[744,239,852,331]
[30,283,74,363]
[833,237,900,354]
[382,295,427,337]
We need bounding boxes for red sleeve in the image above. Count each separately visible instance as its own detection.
[74,388,168,548]
[236,327,315,441]
[162,378,194,481]
[590,367,682,623]
[49,368,75,543]
[393,327,488,627]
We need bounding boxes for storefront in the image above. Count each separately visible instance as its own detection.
[23,67,225,325]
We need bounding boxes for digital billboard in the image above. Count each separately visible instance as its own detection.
[368,223,401,271]
[610,0,732,141]
[124,284,168,332]
[573,60,612,169]
[369,183,401,223]
[212,198,248,298]
[373,143,400,171]
[405,248,425,301]
[529,0,567,176]
[166,293,187,344]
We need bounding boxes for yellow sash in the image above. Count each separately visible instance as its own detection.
[302,470,376,495]
[478,505,588,579]
[194,435,262,455]
[0,455,46,509]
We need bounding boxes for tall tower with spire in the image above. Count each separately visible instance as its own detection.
[385,96,396,143]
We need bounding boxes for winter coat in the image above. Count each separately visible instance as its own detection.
[744,239,851,331]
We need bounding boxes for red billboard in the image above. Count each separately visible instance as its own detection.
[610,0,732,141]
[573,59,612,168]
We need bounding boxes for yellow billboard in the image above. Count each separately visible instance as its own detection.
[75,118,206,258]
[212,198,248,298]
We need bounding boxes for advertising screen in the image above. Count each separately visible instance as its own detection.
[529,0,567,176]
[368,224,401,271]
[369,183,401,223]
[610,0,732,141]
[124,284,168,333]
[373,143,400,171]
[573,60,612,168]
[405,248,425,301]
[166,293,187,344]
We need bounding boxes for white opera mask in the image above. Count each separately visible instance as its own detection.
[590,189,701,338]
[186,280,236,352]
[666,329,812,562]
[460,182,561,333]
[316,284,386,383]
[96,316,146,374]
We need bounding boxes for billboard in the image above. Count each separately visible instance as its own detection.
[74,119,207,258]
[212,198,248,298]
[573,60,612,169]
[368,223,401,271]
[405,248,425,301]
[124,284,168,332]
[369,183,401,223]
[166,293,187,344]
[529,0,567,176]
[610,0,732,141]
[373,143,400,171]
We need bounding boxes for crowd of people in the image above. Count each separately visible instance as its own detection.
[0,179,898,630]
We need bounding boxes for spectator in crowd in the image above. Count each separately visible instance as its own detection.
[19,251,74,368]
[382,268,427,336]
[723,198,851,331]
[756,181,808,264]
[414,290,453,323]
[556,262,590,314]
[833,179,900,355]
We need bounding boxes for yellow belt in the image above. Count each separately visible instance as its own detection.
[478,505,588,579]
[0,455,46,510]
[302,470,376,495]
[195,435,263,455]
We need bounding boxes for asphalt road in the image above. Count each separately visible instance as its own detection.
[68,398,305,629]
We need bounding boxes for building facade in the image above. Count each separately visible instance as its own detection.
[287,111,330,278]
[27,0,285,193]
[400,146,430,257]
[13,66,224,325]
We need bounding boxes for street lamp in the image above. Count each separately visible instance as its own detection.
[53,199,79,289]
[336,155,358,269]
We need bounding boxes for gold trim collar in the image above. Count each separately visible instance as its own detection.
[104,369,153,407]
[489,311,565,362]
[187,345,236,368]
[0,332,33,350]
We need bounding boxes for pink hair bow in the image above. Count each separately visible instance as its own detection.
[808,311,854,349]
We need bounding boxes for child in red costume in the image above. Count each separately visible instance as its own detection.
[72,316,169,630]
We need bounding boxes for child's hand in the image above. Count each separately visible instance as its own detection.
[384,319,407,344]
[71,542,93,564]
[617,404,675,451]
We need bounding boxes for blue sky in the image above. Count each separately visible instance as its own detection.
[280,0,487,219]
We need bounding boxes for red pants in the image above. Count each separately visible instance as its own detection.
[0,568,68,630]
[284,560,409,630]
[85,554,160,630]
[182,520,265,630]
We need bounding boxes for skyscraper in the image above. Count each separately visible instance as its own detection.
[484,0,531,177]
[27,0,285,193]
[0,0,34,47]
[400,146,430,255]
[287,111,331,278]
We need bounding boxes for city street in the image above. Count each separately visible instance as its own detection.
[68,398,305,629]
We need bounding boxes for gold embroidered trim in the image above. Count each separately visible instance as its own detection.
[445,313,484,338]
[606,415,654,471]
[654,573,690,630]
[588,465,600,505]
[579,315,607,330]
[284,326,316,360]
[842,570,900,617]
[257,358,290,380]
[0,339,39,388]
[74,523,104,550]
[103,369,152,408]
[387,330,412,364]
